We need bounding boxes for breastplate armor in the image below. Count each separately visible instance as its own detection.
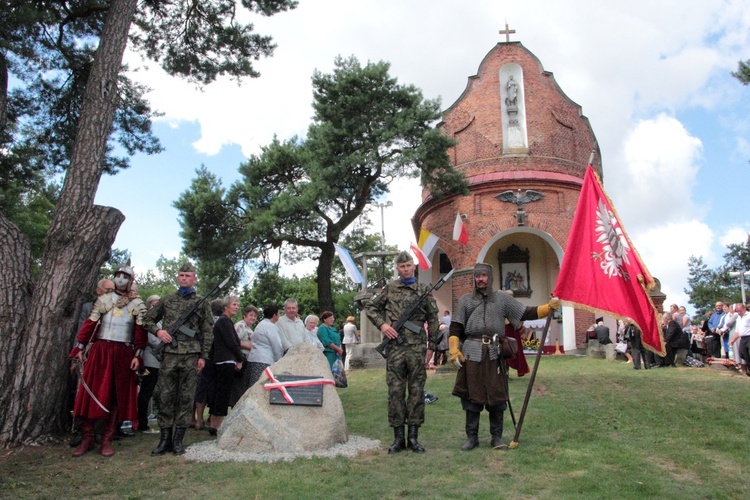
[97,306,135,343]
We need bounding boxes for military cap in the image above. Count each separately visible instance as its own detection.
[395,250,413,264]
[179,261,197,273]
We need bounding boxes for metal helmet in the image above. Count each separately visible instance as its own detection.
[115,258,135,279]
[473,262,494,291]
[114,259,135,293]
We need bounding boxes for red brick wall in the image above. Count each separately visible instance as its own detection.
[414,42,602,349]
[437,42,601,181]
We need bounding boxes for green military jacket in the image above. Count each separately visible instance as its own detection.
[143,290,213,358]
[365,278,440,350]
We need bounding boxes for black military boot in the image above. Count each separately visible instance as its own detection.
[489,409,508,449]
[407,425,425,453]
[460,411,480,451]
[388,426,406,454]
[151,427,173,457]
[172,427,187,455]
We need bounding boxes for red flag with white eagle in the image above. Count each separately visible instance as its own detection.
[552,165,665,355]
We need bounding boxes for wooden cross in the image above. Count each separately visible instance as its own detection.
[499,21,516,43]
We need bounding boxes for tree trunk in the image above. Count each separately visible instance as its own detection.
[0,0,138,446]
[0,214,33,425]
[317,242,336,313]
[0,52,8,133]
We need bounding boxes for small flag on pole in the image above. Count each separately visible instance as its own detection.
[453,213,468,244]
[410,242,431,269]
[552,165,665,355]
[418,229,439,257]
[334,244,365,284]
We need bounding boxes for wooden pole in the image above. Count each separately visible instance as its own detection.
[509,310,553,449]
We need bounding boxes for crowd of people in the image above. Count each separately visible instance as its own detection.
[68,251,559,458]
[68,262,363,458]
[690,301,750,372]
[66,246,571,461]
[590,300,750,373]
[83,250,750,458]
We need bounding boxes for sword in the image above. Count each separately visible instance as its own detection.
[74,358,110,413]
[493,334,517,429]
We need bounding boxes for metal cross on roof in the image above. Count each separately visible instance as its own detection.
[499,21,516,43]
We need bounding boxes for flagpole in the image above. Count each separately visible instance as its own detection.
[509,310,553,449]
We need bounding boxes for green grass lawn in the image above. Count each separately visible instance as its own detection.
[1,356,748,499]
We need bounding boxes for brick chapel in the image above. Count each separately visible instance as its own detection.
[413,31,603,351]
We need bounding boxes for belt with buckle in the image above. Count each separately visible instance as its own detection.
[467,335,494,345]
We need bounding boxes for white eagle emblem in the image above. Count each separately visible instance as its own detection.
[592,199,631,279]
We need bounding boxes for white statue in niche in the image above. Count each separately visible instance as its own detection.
[505,75,518,107]
[500,64,528,152]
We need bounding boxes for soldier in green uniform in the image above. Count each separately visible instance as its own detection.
[143,262,213,456]
[365,251,440,454]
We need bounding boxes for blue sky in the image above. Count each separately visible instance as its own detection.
[95,0,750,313]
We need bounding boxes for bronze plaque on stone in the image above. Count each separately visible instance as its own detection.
[268,375,324,406]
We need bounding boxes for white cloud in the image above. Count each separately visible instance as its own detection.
[633,220,714,312]
[719,226,750,247]
[609,114,703,235]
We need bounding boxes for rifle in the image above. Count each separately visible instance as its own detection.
[375,269,454,358]
[153,276,231,361]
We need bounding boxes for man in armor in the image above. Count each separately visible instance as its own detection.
[143,262,213,456]
[448,263,558,451]
[365,251,440,454]
[68,261,146,457]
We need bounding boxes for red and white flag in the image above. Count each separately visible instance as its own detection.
[410,242,431,270]
[453,212,468,244]
[552,165,665,355]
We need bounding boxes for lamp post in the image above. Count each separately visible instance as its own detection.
[729,270,750,304]
[374,201,393,250]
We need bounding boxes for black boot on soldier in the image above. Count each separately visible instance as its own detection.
[388,426,406,454]
[407,425,425,453]
[461,411,480,451]
[151,427,173,456]
[172,427,187,455]
[489,408,508,450]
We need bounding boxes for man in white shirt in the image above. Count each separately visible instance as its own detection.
[276,298,308,352]
[731,303,750,374]
[440,310,452,327]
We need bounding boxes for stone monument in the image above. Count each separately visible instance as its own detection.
[217,344,348,453]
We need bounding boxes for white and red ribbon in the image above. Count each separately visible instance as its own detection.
[262,367,335,404]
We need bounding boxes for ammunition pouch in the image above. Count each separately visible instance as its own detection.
[403,321,422,334]
[178,325,196,338]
